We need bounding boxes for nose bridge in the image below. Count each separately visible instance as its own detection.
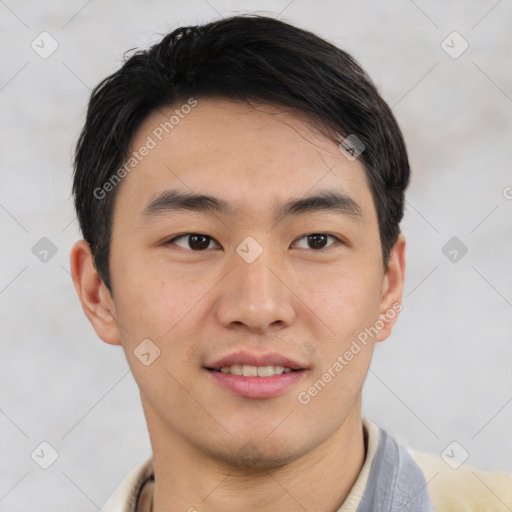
[238,250,278,301]
[215,240,296,331]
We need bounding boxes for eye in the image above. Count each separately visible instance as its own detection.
[293,233,341,250]
[167,234,220,251]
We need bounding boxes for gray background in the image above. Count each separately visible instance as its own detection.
[1,0,511,510]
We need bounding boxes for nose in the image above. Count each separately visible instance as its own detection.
[214,246,297,334]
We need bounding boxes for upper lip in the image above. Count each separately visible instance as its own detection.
[205,350,307,370]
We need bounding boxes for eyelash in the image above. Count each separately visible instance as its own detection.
[166,233,343,251]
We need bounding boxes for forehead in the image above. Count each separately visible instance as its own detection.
[112,98,375,226]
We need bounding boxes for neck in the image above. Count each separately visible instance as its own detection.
[145,405,366,512]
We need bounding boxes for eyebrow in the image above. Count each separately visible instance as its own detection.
[141,189,363,222]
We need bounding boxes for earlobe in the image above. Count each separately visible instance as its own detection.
[69,240,122,346]
[374,234,406,342]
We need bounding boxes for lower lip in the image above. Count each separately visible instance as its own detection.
[206,369,307,399]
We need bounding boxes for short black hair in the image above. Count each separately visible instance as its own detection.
[72,14,410,293]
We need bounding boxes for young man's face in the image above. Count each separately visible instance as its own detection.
[73,98,405,469]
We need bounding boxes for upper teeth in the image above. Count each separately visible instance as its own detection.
[219,364,294,377]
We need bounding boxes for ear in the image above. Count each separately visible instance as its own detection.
[374,233,406,342]
[69,240,122,346]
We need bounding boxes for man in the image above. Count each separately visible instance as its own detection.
[69,14,512,512]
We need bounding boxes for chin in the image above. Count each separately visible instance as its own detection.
[206,437,309,471]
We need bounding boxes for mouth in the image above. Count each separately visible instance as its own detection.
[204,351,308,399]
[206,364,300,377]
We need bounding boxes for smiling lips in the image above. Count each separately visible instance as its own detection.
[205,351,308,399]
[216,364,294,376]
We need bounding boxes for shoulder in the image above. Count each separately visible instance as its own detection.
[409,448,512,512]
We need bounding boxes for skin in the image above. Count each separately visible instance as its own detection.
[70,98,406,512]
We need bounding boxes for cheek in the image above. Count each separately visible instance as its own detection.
[297,265,382,403]
[114,270,214,389]
[300,264,382,336]
[113,273,205,399]
[112,246,197,335]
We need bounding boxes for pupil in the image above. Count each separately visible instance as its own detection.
[190,235,209,250]
[308,234,327,249]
